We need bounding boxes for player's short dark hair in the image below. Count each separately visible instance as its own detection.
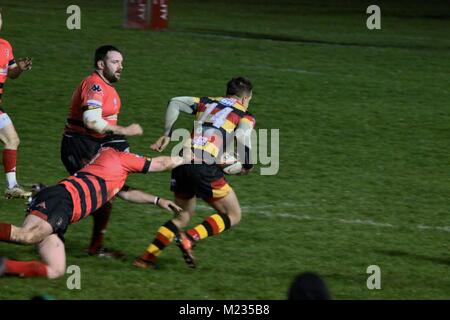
[94,45,122,68]
[226,77,253,98]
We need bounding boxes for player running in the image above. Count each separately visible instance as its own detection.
[0,144,184,279]
[134,77,256,269]
[61,45,143,257]
[0,12,33,199]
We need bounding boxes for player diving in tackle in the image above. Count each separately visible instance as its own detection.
[0,142,184,279]
[134,77,256,269]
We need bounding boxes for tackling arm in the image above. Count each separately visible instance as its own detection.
[117,187,182,213]
[147,155,184,172]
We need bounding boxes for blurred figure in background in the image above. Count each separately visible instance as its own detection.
[288,272,331,300]
[0,11,33,199]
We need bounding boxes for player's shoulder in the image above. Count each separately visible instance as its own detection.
[0,38,11,46]
[0,38,12,49]
[199,96,217,104]
[244,111,255,120]
[240,111,256,127]
[81,72,106,92]
[205,96,236,108]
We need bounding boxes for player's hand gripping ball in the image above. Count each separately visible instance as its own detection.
[219,152,243,175]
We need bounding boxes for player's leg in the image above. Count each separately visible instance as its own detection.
[134,194,196,268]
[37,234,66,279]
[0,214,55,278]
[87,202,124,258]
[0,213,53,245]
[134,165,196,268]
[175,190,240,268]
[175,166,240,268]
[185,189,240,243]
[0,234,65,278]
[185,166,240,242]
[0,114,30,199]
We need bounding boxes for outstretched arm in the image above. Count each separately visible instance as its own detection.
[117,187,182,213]
[151,96,197,152]
[147,155,184,172]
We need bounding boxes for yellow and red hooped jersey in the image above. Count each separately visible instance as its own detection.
[0,38,16,105]
[65,72,121,139]
[189,96,256,160]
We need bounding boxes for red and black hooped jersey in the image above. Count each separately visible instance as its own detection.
[189,96,256,159]
[0,38,16,103]
[59,147,151,223]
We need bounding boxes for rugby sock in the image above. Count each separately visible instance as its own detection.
[0,223,12,242]
[3,149,17,189]
[187,213,231,241]
[4,259,48,278]
[88,202,113,254]
[142,220,179,261]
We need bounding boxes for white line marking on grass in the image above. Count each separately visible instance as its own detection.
[417,224,450,233]
[197,203,450,233]
[337,219,394,228]
[243,64,321,75]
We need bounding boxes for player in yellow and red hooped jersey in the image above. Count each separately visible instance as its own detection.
[135,77,256,269]
[0,12,33,199]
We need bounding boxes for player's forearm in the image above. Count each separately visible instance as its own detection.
[118,189,158,204]
[7,66,22,79]
[148,156,184,172]
[83,108,141,136]
[236,141,254,170]
[235,122,255,170]
[104,124,131,135]
[163,97,196,136]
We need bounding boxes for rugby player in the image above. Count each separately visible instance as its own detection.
[61,45,143,257]
[0,145,183,279]
[0,12,33,199]
[134,77,255,268]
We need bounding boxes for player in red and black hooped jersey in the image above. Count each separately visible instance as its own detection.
[0,12,33,199]
[134,77,256,269]
[60,45,143,258]
[0,147,184,279]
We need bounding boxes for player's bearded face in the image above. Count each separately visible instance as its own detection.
[102,51,123,83]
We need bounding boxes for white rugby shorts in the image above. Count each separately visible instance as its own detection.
[0,112,13,130]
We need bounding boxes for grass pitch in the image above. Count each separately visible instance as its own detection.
[0,0,449,299]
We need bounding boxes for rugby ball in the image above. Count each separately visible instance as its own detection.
[220,152,243,175]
